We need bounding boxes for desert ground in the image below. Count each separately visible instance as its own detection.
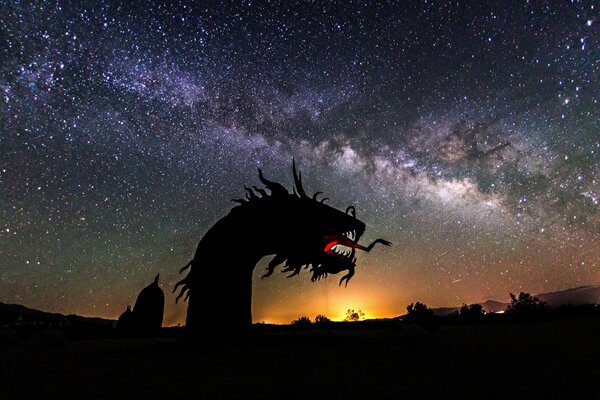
[2,316,599,399]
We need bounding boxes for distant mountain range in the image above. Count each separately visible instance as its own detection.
[0,302,114,327]
[536,285,600,306]
[432,285,600,316]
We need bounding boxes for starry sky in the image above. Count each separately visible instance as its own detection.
[1,1,600,325]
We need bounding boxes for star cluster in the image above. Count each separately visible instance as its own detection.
[1,1,599,324]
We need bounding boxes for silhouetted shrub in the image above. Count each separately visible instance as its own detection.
[404,302,435,330]
[345,309,365,322]
[314,314,331,325]
[457,303,485,322]
[291,316,312,327]
[506,292,548,316]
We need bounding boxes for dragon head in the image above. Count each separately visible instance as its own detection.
[234,161,390,286]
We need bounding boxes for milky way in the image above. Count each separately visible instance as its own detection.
[1,1,599,324]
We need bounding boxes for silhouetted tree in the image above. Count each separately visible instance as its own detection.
[314,314,331,325]
[345,309,365,322]
[458,303,485,322]
[506,292,548,315]
[291,316,312,327]
[404,302,435,329]
[406,302,433,319]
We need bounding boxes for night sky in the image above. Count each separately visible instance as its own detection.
[1,1,599,325]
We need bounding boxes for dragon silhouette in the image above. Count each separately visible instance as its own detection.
[174,162,391,335]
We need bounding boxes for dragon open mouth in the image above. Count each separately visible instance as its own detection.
[324,227,383,255]
[324,231,392,258]
[316,231,390,286]
[324,230,358,265]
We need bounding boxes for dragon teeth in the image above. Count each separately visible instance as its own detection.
[329,242,353,258]
[344,230,356,241]
[343,230,357,241]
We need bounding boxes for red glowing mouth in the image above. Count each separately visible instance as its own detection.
[324,233,392,259]
[323,232,362,266]
[324,240,338,252]
[323,235,369,252]
[323,240,357,265]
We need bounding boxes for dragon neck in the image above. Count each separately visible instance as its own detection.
[194,205,283,269]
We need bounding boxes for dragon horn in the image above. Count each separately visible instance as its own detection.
[292,159,309,199]
[258,168,288,196]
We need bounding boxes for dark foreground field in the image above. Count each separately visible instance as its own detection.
[2,317,599,399]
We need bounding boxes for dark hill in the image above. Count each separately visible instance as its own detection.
[536,285,600,306]
[424,285,600,317]
[0,302,113,328]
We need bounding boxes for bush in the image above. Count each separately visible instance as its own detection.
[291,316,312,327]
[314,314,331,325]
[458,303,485,322]
[506,292,548,315]
[344,309,365,322]
[404,302,435,330]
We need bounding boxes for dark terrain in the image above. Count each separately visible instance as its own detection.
[2,315,599,399]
